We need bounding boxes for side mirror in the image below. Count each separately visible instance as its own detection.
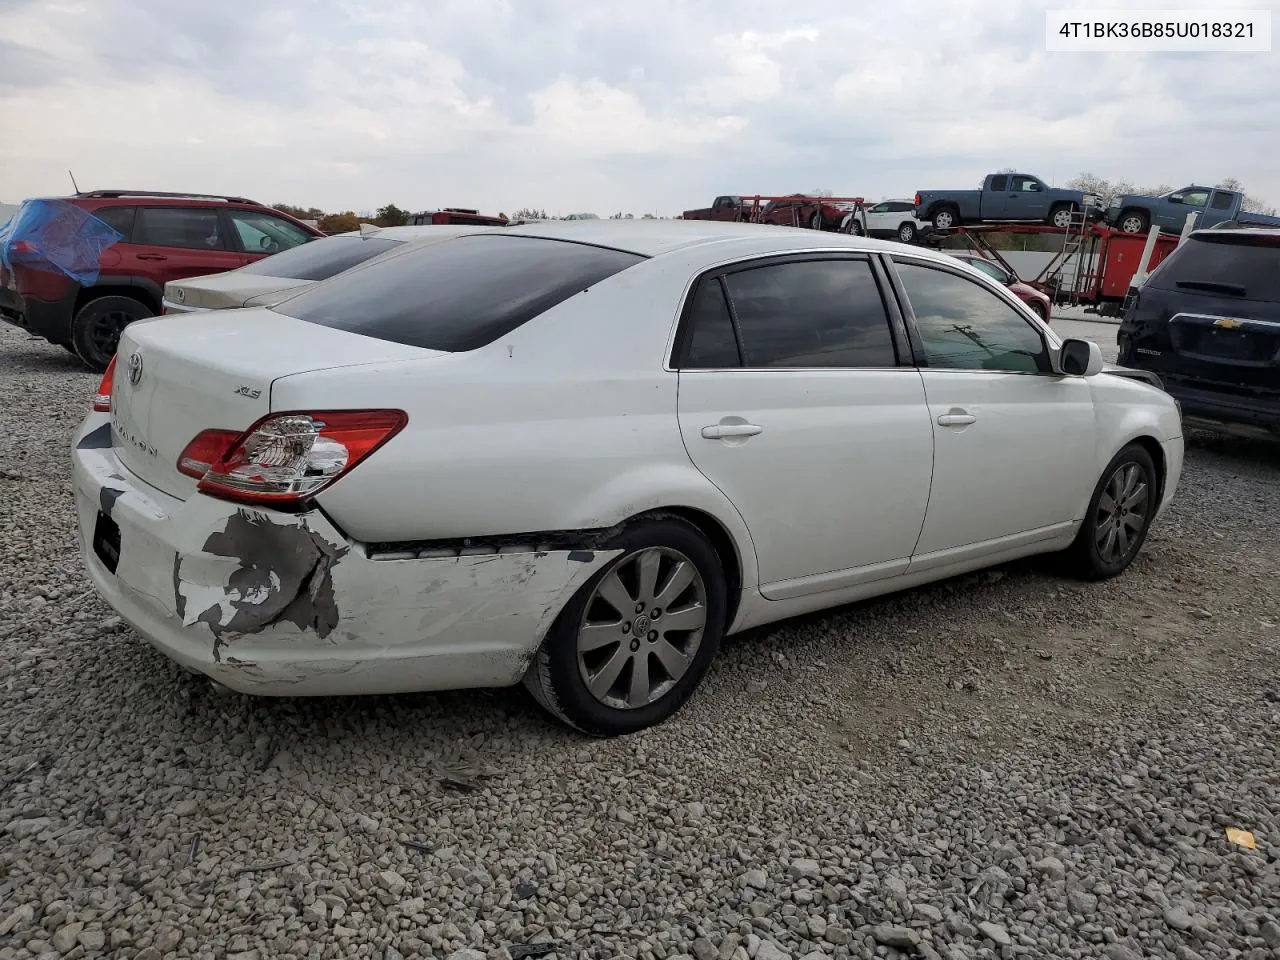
[1169,193,1184,204]
[1059,338,1103,377]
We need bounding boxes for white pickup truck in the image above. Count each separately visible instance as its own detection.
[841,199,930,244]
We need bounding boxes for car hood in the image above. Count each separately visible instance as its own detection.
[1010,280,1047,303]
[167,272,309,310]
[1102,363,1163,388]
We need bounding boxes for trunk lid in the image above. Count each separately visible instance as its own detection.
[1121,232,1280,394]
[110,308,444,499]
[169,272,306,309]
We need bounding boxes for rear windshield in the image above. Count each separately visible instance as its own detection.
[237,235,402,281]
[272,234,645,351]
[1148,234,1280,303]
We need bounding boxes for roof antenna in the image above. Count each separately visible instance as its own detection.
[68,169,82,194]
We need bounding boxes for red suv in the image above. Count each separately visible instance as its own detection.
[0,190,323,370]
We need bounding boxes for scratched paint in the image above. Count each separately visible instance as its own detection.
[174,509,348,661]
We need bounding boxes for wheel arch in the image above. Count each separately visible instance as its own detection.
[75,280,161,316]
[623,505,746,632]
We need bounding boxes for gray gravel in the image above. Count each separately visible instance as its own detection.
[2,324,1278,960]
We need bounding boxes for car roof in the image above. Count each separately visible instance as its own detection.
[333,224,498,241]
[497,218,954,261]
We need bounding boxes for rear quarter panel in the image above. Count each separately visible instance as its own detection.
[283,253,760,585]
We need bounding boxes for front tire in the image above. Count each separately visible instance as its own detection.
[1065,444,1158,580]
[1049,203,1076,229]
[524,517,727,736]
[71,295,154,373]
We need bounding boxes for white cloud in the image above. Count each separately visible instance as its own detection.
[0,0,1277,214]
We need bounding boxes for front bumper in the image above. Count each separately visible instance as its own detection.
[71,414,618,696]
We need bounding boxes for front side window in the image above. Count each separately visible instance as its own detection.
[1011,176,1041,192]
[229,210,313,254]
[895,261,1050,373]
[685,258,898,368]
[1180,190,1210,208]
[959,257,1010,285]
[135,207,226,250]
[870,202,890,213]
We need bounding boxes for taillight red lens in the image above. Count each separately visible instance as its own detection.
[92,355,117,412]
[914,193,921,207]
[193,409,407,506]
[176,429,242,479]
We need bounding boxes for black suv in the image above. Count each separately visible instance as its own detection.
[1117,227,1280,433]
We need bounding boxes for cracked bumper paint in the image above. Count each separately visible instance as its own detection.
[71,414,619,697]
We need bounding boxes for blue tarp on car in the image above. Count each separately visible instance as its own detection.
[0,198,122,286]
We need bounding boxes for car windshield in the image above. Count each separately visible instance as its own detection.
[236,235,403,281]
[1148,234,1280,303]
[272,233,645,351]
[959,258,1008,283]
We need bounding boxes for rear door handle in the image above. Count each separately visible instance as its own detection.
[701,423,763,439]
[136,254,168,261]
[937,412,976,426]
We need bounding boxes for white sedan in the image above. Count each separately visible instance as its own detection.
[162,224,495,314]
[72,221,1183,736]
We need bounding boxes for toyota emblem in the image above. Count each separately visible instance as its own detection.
[128,352,144,386]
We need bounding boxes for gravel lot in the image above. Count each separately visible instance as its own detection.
[2,323,1278,960]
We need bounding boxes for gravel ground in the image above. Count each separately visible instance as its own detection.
[1,325,1278,960]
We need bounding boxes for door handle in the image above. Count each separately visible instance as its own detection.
[937,412,976,426]
[136,254,168,261]
[701,423,763,439]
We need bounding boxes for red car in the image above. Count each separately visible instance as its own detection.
[758,194,854,231]
[950,253,1053,323]
[0,190,323,370]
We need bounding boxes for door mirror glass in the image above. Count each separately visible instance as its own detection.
[1059,338,1103,377]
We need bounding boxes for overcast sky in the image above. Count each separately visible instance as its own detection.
[1,0,1275,215]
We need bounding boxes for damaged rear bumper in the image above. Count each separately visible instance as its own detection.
[70,413,618,697]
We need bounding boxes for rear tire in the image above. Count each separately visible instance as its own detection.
[1028,300,1048,322]
[72,295,154,373]
[931,206,959,230]
[1118,209,1149,234]
[810,212,823,231]
[897,222,918,243]
[1064,443,1158,580]
[523,517,727,737]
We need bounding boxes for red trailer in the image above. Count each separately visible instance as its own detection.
[927,222,1181,316]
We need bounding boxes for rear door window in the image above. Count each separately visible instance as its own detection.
[135,207,227,250]
[1148,234,1280,303]
[236,236,402,281]
[273,234,644,351]
[676,258,898,369]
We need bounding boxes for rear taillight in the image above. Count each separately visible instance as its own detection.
[914,193,921,207]
[176,429,241,479]
[188,410,407,506]
[92,355,117,412]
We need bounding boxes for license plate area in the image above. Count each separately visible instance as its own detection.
[93,511,121,574]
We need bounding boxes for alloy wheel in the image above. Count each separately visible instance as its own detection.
[576,546,708,710]
[1094,462,1150,565]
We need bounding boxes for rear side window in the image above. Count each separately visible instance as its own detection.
[135,207,226,250]
[677,258,898,369]
[1210,192,1235,210]
[236,236,402,281]
[273,234,644,351]
[1148,235,1280,303]
[93,206,136,240]
[989,176,1008,191]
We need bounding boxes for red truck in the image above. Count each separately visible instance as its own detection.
[683,194,863,231]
